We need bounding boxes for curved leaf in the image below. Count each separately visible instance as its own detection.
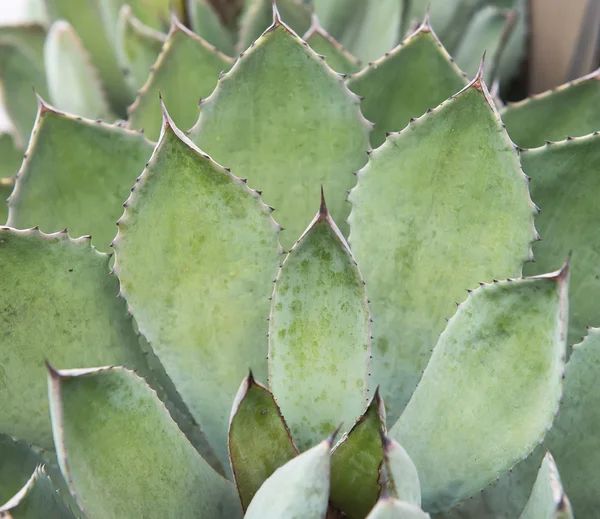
[7,101,153,252]
[113,107,281,471]
[127,18,232,141]
[384,436,421,507]
[190,18,371,248]
[268,193,370,451]
[47,365,241,519]
[44,21,113,120]
[349,73,536,424]
[229,372,298,511]
[391,268,569,512]
[0,228,145,450]
[347,21,467,148]
[244,436,332,519]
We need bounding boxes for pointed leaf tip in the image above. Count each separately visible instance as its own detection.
[328,423,344,446]
[45,360,61,380]
[319,185,329,219]
[272,1,282,26]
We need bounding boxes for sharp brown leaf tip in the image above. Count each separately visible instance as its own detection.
[272,1,282,25]
[328,423,343,445]
[45,360,61,379]
[247,369,255,384]
[319,185,329,218]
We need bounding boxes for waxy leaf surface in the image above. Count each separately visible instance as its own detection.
[303,23,361,74]
[349,80,535,423]
[385,437,421,507]
[189,0,235,55]
[391,271,568,512]
[366,498,430,519]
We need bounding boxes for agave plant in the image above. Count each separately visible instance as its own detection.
[2,1,600,519]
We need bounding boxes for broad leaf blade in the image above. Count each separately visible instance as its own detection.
[0,228,145,449]
[113,108,281,472]
[7,102,153,252]
[330,391,385,519]
[545,327,600,516]
[349,76,536,424]
[127,18,232,141]
[303,20,361,74]
[44,0,133,115]
[244,437,332,519]
[501,69,600,148]
[189,0,235,56]
[366,497,430,519]
[391,269,569,512]
[190,20,370,249]
[521,134,600,345]
[44,21,113,120]
[47,366,241,519]
[384,437,421,507]
[0,467,75,519]
[115,5,166,93]
[519,453,573,519]
[347,22,467,148]
[229,373,298,511]
[268,195,370,451]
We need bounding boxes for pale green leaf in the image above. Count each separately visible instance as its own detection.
[454,6,515,83]
[545,327,600,517]
[348,77,536,424]
[47,366,241,519]
[391,269,569,512]
[44,21,113,120]
[268,195,370,451]
[0,27,48,146]
[188,0,235,56]
[347,22,467,148]
[127,18,232,141]
[521,134,600,345]
[0,467,75,519]
[97,0,170,45]
[314,0,404,63]
[113,109,281,472]
[366,497,430,519]
[115,5,165,93]
[501,69,600,148]
[0,133,22,178]
[384,437,421,507]
[7,102,153,252]
[330,391,385,519]
[303,18,361,74]
[519,452,573,519]
[190,21,370,249]
[0,435,42,505]
[0,228,145,450]
[237,0,311,52]
[244,437,332,519]
[229,372,298,511]
[44,0,133,114]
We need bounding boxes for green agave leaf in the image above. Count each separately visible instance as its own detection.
[127,17,232,141]
[391,267,569,512]
[190,17,371,249]
[113,106,281,472]
[188,0,235,56]
[545,327,600,516]
[366,497,431,519]
[44,21,113,120]
[7,101,153,252]
[519,453,573,519]
[116,5,166,93]
[0,466,75,519]
[0,24,47,146]
[0,133,22,178]
[303,17,361,74]
[435,447,543,519]
[330,390,385,519]
[268,192,370,450]
[244,435,333,519]
[384,436,421,507]
[521,134,600,346]
[347,20,467,148]
[495,0,527,88]
[349,72,536,424]
[47,365,241,519]
[237,0,311,52]
[97,0,170,45]
[454,6,515,83]
[229,372,298,511]
[0,228,145,450]
[314,0,404,63]
[44,0,132,115]
[501,69,600,148]
[0,435,43,505]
